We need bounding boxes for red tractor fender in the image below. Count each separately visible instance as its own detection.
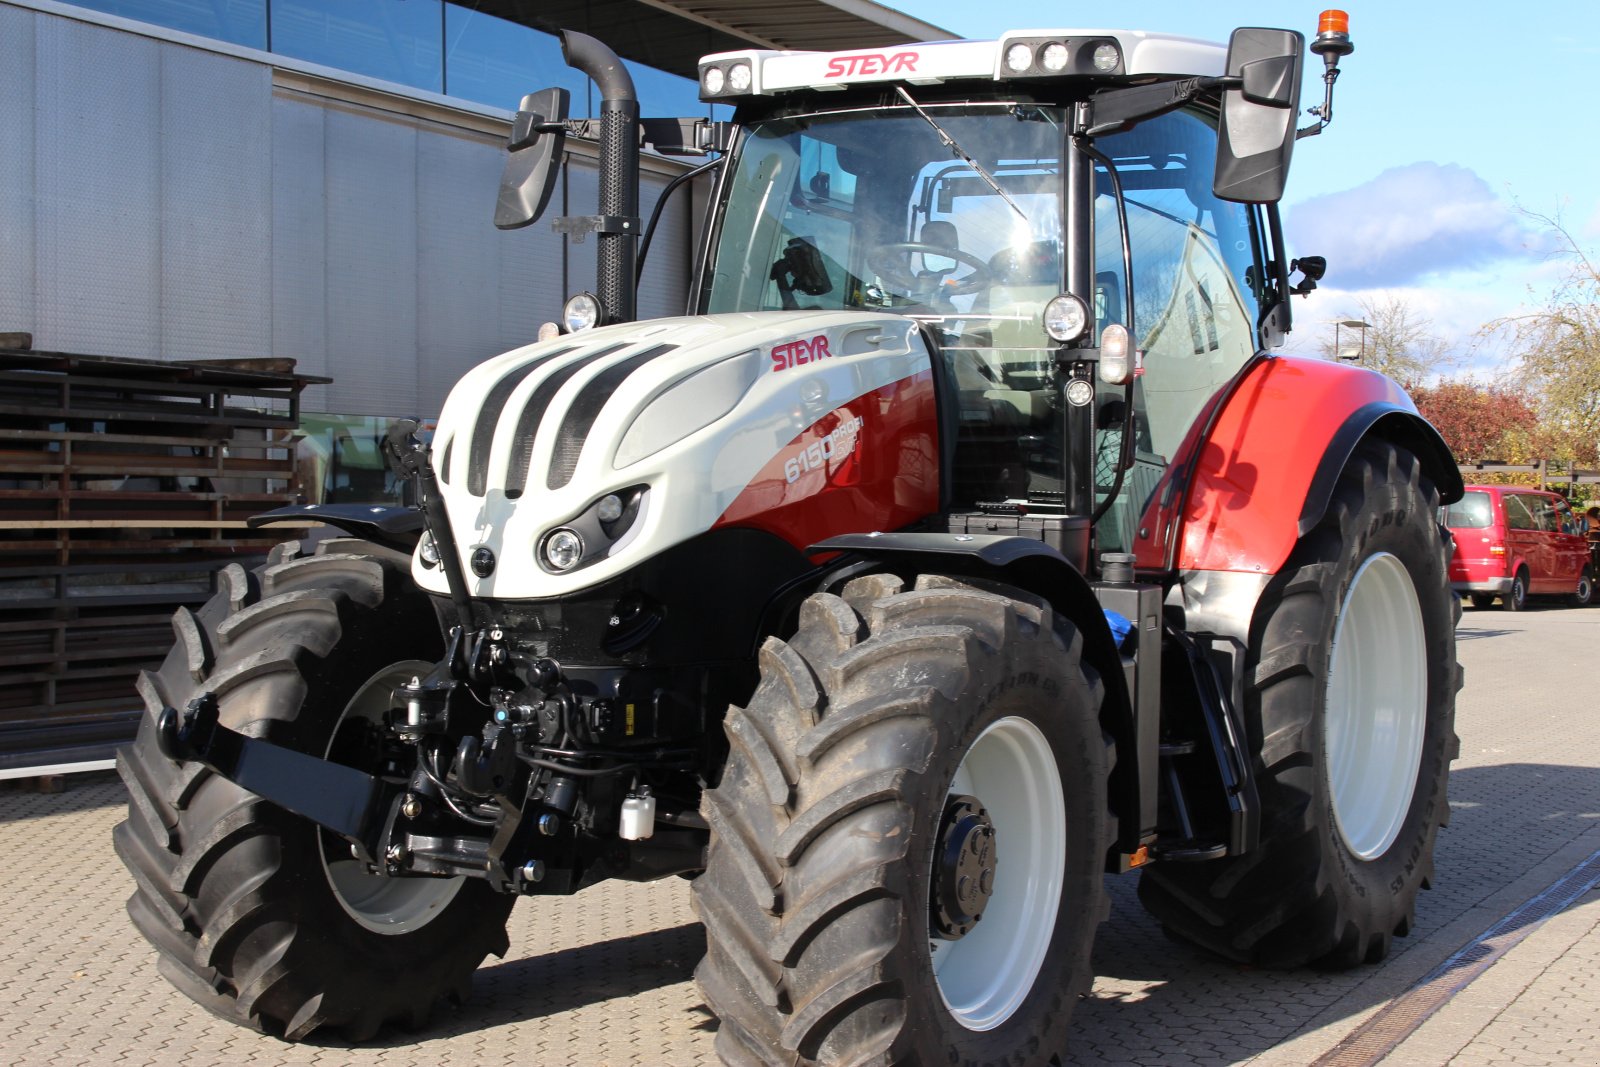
[1138,356,1461,576]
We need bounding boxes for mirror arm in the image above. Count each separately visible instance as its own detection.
[1082,75,1238,137]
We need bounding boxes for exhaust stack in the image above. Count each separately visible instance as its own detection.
[561,30,640,325]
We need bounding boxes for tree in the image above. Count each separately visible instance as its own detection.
[1489,212,1600,467]
[1408,379,1537,461]
[1317,293,1454,385]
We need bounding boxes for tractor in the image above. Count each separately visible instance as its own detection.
[116,11,1463,1064]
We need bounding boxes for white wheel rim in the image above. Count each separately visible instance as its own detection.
[929,715,1066,1031]
[321,661,466,934]
[1325,553,1426,860]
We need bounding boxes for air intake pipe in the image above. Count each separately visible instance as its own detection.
[561,30,639,324]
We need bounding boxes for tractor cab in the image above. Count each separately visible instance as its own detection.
[498,23,1330,570]
[699,96,1266,553]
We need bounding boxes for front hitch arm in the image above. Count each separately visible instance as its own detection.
[156,693,393,865]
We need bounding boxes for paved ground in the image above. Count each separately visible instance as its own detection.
[2,599,1598,1066]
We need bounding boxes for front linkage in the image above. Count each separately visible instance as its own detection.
[166,434,713,898]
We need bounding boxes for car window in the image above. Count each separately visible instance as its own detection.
[1503,494,1538,531]
[1553,501,1581,536]
[1528,496,1562,533]
[1442,491,1492,528]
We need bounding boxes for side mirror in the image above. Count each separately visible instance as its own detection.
[495,88,569,230]
[1213,28,1303,204]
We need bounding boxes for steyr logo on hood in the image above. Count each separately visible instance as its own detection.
[771,334,833,373]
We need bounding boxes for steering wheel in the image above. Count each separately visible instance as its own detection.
[865,242,993,299]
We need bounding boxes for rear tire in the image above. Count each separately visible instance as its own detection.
[694,574,1109,1065]
[1569,566,1594,607]
[114,538,513,1040]
[1139,440,1459,967]
[1503,568,1530,611]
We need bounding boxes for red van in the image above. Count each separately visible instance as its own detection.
[1443,485,1593,610]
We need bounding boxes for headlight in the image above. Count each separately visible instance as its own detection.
[542,528,584,571]
[1005,43,1033,73]
[563,292,602,333]
[1092,43,1121,72]
[1040,43,1070,72]
[418,530,439,567]
[702,66,725,95]
[1043,294,1090,343]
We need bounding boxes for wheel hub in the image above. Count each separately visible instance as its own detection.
[932,794,998,941]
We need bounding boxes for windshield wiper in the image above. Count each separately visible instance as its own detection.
[894,87,1027,221]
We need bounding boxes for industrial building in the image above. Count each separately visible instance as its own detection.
[0,0,947,418]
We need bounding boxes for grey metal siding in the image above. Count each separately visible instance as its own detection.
[158,45,273,362]
[269,92,329,381]
[0,4,694,418]
[0,5,37,344]
[33,15,163,358]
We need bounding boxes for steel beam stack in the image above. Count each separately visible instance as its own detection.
[0,347,326,775]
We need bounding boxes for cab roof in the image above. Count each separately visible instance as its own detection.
[697,29,1226,100]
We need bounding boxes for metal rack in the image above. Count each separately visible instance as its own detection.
[0,349,327,776]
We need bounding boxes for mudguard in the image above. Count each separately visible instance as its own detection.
[808,532,1146,852]
[1150,356,1459,577]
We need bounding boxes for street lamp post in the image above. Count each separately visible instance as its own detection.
[1335,318,1373,363]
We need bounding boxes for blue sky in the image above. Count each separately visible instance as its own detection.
[897,2,1600,371]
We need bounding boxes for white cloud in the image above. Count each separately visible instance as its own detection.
[1284,163,1547,288]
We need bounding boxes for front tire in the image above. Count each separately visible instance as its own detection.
[114,539,513,1040]
[1139,440,1459,967]
[694,574,1109,1065]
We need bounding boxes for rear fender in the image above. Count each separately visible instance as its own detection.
[1160,357,1460,578]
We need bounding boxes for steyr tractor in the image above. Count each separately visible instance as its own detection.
[116,11,1463,1065]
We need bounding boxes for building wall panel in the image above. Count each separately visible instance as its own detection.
[270,93,330,391]
[416,128,509,411]
[34,16,162,358]
[1,5,695,418]
[158,45,273,361]
[321,108,421,415]
[0,6,37,341]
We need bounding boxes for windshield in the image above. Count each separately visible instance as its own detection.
[704,105,1065,344]
[704,105,1075,504]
